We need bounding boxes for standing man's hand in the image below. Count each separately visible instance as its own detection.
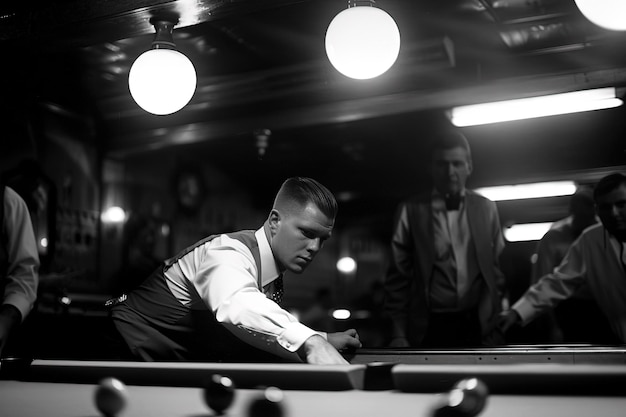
[300,334,352,365]
[498,309,521,333]
[0,305,22,357]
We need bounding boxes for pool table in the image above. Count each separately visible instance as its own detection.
[345,344,626,365]
[1,358,625,417]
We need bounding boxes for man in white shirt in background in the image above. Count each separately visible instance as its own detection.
[500,172,626,344]
[0,185,39,357]
[527,186,610,343]
[111,177,361,364]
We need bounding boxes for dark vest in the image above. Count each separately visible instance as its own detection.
[164,230,262,287]
[112,230,280,362]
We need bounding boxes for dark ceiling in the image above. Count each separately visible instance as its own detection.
[2,0,626,226]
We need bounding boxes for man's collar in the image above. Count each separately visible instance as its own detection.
[432,188,466,198]
[255,227,282,287]
[432,188,466,211]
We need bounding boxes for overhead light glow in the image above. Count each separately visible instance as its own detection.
[448,88,622,127]
[128,20,197,115]
[475,181,577,201]
[325,1,400,80]
[575,0,626,31]
[504,222,553,242]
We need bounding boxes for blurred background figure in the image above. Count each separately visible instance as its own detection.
[384,130,507,348]
[112,214,161,297]
[499,173,626,345]
[2,159,56,274]
[528,186,611,343]
[0,185,39,358]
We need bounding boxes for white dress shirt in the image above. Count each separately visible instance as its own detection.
[164,227,322,358]
[513,224,626,342]
[2,186,39,322]
[430,190,479,311]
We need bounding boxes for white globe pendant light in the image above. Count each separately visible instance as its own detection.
[128,19,197,115]
[325,1,400,80]
[574,0,626,31]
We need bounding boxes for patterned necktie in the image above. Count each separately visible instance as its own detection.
[270,274,284,306]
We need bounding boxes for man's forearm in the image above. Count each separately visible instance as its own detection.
[0,304,22,328]
[299,334,348,365]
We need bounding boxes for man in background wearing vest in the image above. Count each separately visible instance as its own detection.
[111,177,361,363]
[1,185,39,358]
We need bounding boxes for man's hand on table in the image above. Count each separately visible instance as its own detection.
[300,334,358,365]
[327,329,361,352]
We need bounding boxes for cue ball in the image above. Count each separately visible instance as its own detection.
[203,374,236,414]
[247,386,284,417]
[94,377,128,417]
[432,377,489,417]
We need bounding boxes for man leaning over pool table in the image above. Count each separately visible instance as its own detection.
[110,177,361,364]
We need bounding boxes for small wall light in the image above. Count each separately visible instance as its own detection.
[325,1,400,80]
[575,0,626,31]
[101,206,127,223]
[128,19,197,115]
[336,256,357,274]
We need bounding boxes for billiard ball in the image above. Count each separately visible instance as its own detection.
[94,377,128,417]
[203,374,236,414]
[453,377,489,415]
[432,377,489,417]
[247,386,284,417]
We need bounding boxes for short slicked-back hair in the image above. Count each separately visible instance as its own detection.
[430,130,472,159]
[594,173,626,202]
[273,177,338,219]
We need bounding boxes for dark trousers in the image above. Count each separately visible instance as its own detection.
[422,309,482,348]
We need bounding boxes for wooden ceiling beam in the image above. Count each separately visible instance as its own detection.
[0,0,312,48]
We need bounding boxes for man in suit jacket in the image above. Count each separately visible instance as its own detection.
[384,130,507,347]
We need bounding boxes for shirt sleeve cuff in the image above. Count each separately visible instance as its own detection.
[276,321,319,352]
[2,295,33,323]
[512,299,536,326]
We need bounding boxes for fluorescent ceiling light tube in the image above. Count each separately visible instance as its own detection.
[449,87,623,127]
[475,181,577,201]
[504,222,553,242]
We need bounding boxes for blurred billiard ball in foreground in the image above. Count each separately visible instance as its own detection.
[203,374,236,414]
[432,377,489,417]
[94,377,128,417]
[248,386,285,417]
